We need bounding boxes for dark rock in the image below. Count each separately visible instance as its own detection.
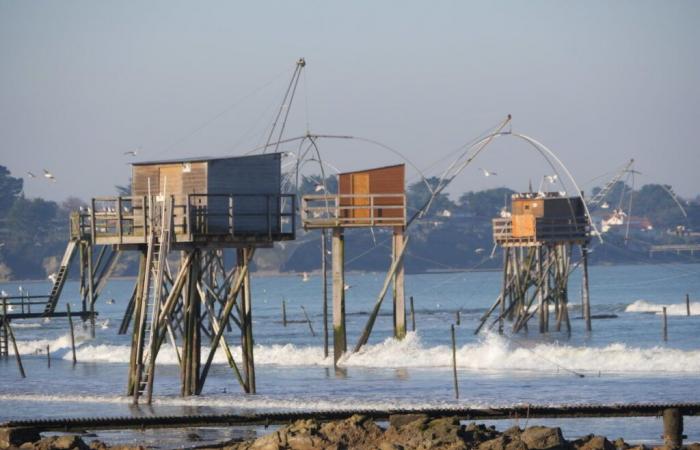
[520,426,568,450]
[464,423,501,444]
[613,438,629,450]
[0,427,41,448]
[319,414,383,449]
[52,435,89,450]
[389,414,429,430]
[88,440,107,450]
[385,416,468,450]
[573,435,614,450]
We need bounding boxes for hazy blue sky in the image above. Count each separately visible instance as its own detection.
[1,1,698,202]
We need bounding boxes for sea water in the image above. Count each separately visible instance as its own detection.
[1,262,699,446]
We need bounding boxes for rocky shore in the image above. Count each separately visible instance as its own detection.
[2,414,698,450]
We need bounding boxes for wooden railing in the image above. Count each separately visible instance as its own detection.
[301,194,406,229]
[493,216,589,245]
[74,194,296,244]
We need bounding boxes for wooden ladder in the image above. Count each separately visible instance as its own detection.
[134,197,172,403]
[43,240,78,314]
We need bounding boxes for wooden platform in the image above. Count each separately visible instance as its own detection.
[493,217,589,247]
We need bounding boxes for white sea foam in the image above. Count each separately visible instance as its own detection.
[0,392,482,411]
[7,332,694,375]
[625,299,700,316]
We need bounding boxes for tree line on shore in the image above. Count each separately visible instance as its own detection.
[0,165,698,281]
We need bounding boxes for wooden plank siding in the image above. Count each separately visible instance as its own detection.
[338,164,405,222]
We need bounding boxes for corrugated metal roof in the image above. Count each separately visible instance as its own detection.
[131,152,281,166]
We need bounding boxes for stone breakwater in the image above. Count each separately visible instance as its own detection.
[2,414,699,450]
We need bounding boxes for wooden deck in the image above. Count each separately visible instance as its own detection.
[73,194,296,248]
[301,194,406,229]
[493,216,589,247]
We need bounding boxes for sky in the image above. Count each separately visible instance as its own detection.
[1,1,699,202]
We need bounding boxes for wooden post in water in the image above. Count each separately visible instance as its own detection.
[321,229,329,358]
[581,244,591,332]
[46,345,51,368]
[455,310,461,326]
[332,228,346,365]
[662,306,668,341]
[410,296,416,332]
[86,244,96,338]
[662,408,683,449]
[282,299,287,327]
[67,304,77,365]
[686,293,691,317]
[451,324,459,399]
[240,247,256,394]
[392,228,406,339]
[2,301,25,378]
[301,306,316,337]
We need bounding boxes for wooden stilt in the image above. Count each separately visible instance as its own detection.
[686,293,691,317]
[393,228,406,339]
[499,248,510,334]
[332,228,346,365]
[581,244,591,332]
[2,301,25,378]
[537,246,545,333]
[321,229,329,358]
[241,247,255,393]
[410,296,416,332]
[282,299,287,327]
[86,244,96,338]
[67,304,77,365]
[451,324,459,399]
[663,408,683,449]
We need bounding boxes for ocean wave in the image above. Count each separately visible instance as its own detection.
[6,332,696,375]
[625,299,700,316]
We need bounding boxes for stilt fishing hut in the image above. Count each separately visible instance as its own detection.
[477,192,591,335]
[301,164,407,365]
[65,153,294,403]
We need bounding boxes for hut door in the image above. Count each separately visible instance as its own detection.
[351,173,370,222]
[158,166,183,233]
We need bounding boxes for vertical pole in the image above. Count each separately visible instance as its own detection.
[544,246,550,332]
[332,228,346,365]
[536,246,545,333]
[3,301,26,378]
[46,345,51,368]
[410,296,416,332]
[451,324,459,399]
[662,408,683,449]
[86,244,95,338]
[455,310,461,326]
[582,244,592,332]
[282,299,287,327]
[242,247,255,393]
[686,293,691,317]
[499,248,509,334]
[393,228,406,339]
[322,229,329,358]
[1,299,8,359]
[663,306,668,342]
[127,250,147,395]
[67,304,77,365]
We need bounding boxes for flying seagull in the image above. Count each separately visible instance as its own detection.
[545,174,558,183]
[26,171,36,178]
[479,168,497,177]
[43,169,56,182]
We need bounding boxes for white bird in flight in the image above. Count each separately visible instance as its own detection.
[43,169,56,182]
[479,168,497,177]
[26,171,36,178]
[123,149,139,157]
[545,174,558,183]
[314,183,325,192]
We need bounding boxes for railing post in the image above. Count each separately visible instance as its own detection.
[90,198,96,243]
[370,194,375,227]
[142,196,147,238]
[228,195,234,236]
[186,195,192,239]
[117,197,123,244]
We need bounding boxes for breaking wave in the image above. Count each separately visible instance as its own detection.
[11,332,700,374]
[625,299,700,316]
